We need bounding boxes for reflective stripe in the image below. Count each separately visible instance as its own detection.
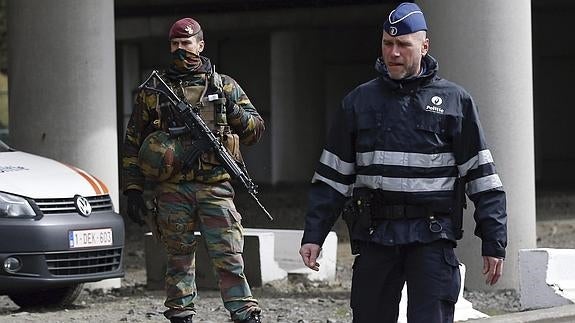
[355,175,456,192]
[311,173,353,197]
[319,150,355,175]
[467,174,503,195]
[458,150,494,176]
[357,151,456,168]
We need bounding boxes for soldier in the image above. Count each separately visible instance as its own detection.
[122,17,264,323]
[299,3,507,323]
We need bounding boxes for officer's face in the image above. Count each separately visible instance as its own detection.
[382,31,429,80]
[170,36,204,55]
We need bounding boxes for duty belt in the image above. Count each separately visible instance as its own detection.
[371,204,446,233]
[372,205,432,220]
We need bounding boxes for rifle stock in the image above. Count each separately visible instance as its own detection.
[139,70,273,221]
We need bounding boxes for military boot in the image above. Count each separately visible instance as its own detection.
[234,312,261,323]
[169,315,193,323]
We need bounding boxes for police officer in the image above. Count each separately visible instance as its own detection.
[299,3,507,323]
[123,17,264,323]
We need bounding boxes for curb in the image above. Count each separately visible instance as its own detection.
[470,304,575,322]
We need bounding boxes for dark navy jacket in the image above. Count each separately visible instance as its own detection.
[302,55,507,258]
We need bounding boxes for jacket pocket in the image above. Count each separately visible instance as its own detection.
[415,112,446,134]
[356,113,380,150]
[415,112,450,148]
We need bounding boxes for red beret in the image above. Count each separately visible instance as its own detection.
[169,18,201,39]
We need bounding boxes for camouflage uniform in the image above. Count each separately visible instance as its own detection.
[122,67,264,321]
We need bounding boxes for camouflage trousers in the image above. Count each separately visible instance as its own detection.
[154,180,260,321]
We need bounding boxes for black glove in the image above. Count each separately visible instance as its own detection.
[224,96,238,114]
[125,189,146,226]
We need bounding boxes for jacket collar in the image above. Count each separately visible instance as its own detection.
[375,54,439,92]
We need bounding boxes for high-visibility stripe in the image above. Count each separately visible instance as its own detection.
[312,173,354,197]
[467,174,503,195]
[319,149,355,175]
[357,151,456,168]
[458,150,494,177]
[316,148,501,194]
[65,165,103,195]
[355,175,456,192]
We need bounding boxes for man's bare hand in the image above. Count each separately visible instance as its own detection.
[483,256,504,285]
[299,243,322,271]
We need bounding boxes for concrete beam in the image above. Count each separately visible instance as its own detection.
[115,4,392,40]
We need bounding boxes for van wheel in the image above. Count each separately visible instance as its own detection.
[8,283,83,309]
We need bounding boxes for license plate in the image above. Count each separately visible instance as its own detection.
[69,228,113,248]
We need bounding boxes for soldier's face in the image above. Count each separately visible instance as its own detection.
[170,36,204,55]
[382,31,429,80]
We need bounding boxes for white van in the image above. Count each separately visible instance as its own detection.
[0,139,125,308]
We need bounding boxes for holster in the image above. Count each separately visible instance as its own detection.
[453,177,467,240]
[341,194,373,255]
[341,199,359,255]
[354,191,374,232]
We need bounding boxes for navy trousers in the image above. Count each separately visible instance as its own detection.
[350,239,461,323]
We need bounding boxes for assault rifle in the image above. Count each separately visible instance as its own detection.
[140,70,273,221]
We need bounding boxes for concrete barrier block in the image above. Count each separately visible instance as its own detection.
[519,248,575,310]
[245,229,338,282]
[398,263,489,322]
[144,231,287,290]
[195,231,287,289]
[144,232,166,290]
[84,278,122,292]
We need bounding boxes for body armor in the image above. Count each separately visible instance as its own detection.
[138,72,242,183]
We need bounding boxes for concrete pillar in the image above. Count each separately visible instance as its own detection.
[7,0,119,208]
[119,43,140,138]
[270,31,325,184]
[418,0,536,290]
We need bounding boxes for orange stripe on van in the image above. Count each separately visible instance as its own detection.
[65,165,102,195]
[78,169,106,194]
[93,176,109,194]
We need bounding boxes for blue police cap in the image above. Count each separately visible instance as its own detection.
[383,2,427,36]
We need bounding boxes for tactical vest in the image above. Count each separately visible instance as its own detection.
[177,74,224,133]
[138,71,242,184]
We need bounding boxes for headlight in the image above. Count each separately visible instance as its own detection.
[0,192,36,218]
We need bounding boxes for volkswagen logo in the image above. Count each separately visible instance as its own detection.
[74,195,92,216]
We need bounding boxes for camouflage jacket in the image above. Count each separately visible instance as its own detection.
[122,70,265,192]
